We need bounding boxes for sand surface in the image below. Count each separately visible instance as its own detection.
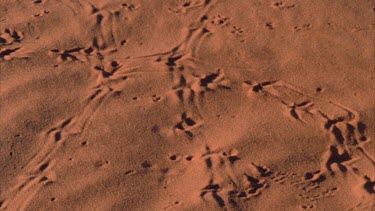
[1,0,374,210]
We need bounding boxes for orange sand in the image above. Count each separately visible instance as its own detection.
[0,0,374,210]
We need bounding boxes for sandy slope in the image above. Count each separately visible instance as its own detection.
[0,0,374,210]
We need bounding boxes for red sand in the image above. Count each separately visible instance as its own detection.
[1,0,374,210]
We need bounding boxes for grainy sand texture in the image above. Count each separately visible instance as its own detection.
[1,0,374,210]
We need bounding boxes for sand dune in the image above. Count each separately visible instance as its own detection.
[0,0,374,210]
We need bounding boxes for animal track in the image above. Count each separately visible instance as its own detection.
[33,10,51,18]
[324,145,351,174]
[265,22,274,30]
[272,1,295,10]
[48,47,88,62]
[168,154,181,161]
[93,60,122,78]
[300,204,314,209]
[230,26,243,36]
[271,171,296,184]
[303,170,326,183]
[196,146,274,209]
[281,101,314,123]
[299,185,338,201]
[244,79,374,200]
[0,85,114,210]
[1,0,373,209]
[0,47,28,60]
[0,29,24,45]
[210,15,230,27]
[171,69,231,106]
[121,3,138,11]
[294,24,312,32]
[90,2,139,50]
[174,112,203,138]
[33,0,45,4]
[169,0,210,14]
[363,176,375,194]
